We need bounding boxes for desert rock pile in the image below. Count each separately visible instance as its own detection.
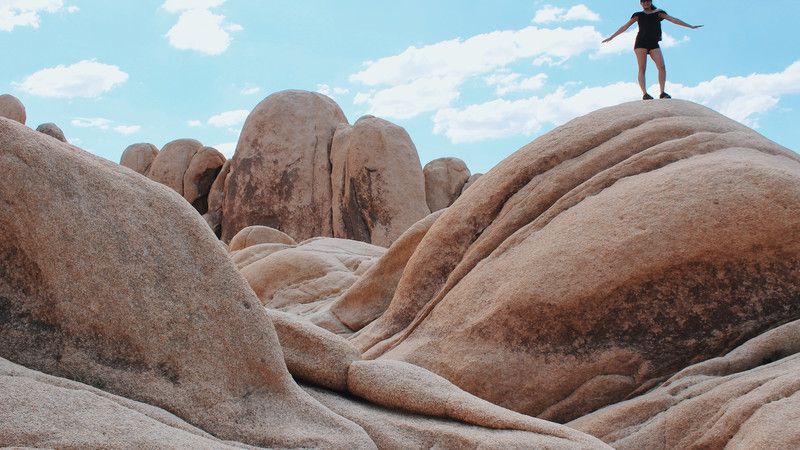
[3,96,800,449]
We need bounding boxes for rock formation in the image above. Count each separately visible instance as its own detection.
[147,139,225,214]
[331,116,430,246]
[221,90,347,242]
[35,123,66,142]
[203,159,230,237]
[120,143,159,175]
[348,100,800,423]
[0,116,606,449]
[229,224,297,250]
[233,236,385,316]
[0,94,25,124]
[571,318,800,449]
[461,173,482,194]
[423,157,471,212]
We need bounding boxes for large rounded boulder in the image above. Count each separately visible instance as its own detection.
[36,123,67,142]
[0,117,371,448]
[120,143,159,175]
[0,94,25,124]
[423,157,471,212]
[350,100,800,422]
[221,90,348,242]
[147,139,225,214]
[331,116,430,247]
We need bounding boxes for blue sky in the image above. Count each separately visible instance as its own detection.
[3,0,798,174]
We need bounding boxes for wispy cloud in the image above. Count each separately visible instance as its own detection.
[350,26,602,119]
[15,60,128,98]
[432,60,800,143]
[71,117,140,135]
[485,72,548,96]
[533,4,600,24]
[187,119,202,127]
[316,84,350,99]
[0,0,78,32]
[162,0,241,55]
[240,85,261,95]
[207,109,249,127]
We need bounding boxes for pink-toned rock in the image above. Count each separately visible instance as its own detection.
[120,143,159,175]
[423,157,470,212]
[0,358,244,449]
[202,159,230,237]
[461,173,482,194]
[0,117,373,448]
[238,237,384,316]
[36,123,66,142]
[570,319,800,449]
[331,116,430,247]
[147,139,225,214]
[351,100,800,422]
[229,225,296,251]
[221,90,347,243]
[313,210,444,334]
[0,94,25,124]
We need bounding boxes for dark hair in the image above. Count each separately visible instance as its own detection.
[641,1,658,11]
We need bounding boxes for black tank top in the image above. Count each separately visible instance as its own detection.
[632,9,666,41]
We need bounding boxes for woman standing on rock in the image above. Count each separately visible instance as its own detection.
[602,1,702,100]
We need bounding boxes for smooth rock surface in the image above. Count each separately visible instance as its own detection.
[238,237,385,316]
[229,225,297,251]
[423,157,471,212]
[331,116,430,247]
[203,159,230,237]
[351,100,800,422]
[0,117,373,448]
[221,90,347,242]
[0,94,25,124]
[120,143,159,176]
[0,357,245,449]
[35,123,66,142]
[147,139,225,214]
[571,319,800,449]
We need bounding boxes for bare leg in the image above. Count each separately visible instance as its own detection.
[649,48,667,95]
[635,48,649,95]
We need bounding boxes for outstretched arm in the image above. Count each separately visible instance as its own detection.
[602,18,637,43]
[660,13,703,29]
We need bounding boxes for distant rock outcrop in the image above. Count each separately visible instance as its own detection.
[423,157,470,212]
[147,139,225,214]
[35,123,66,142]
[331,116,430,247]
[202,159,229,237]
[120,143,159,175]
[349,100,800,423]
[461,173,482,194]
[221,90,347,242]
[0,94,25,124]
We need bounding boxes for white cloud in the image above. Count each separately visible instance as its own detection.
[71,118,141,135]
[207,109,249,127]
[316,84,350,99]
[162,0,241,55]
[533,4,600,24]
[354,76,462,120]
[433,60,800,143]
[486,72,548,95]
[240,86,261,95]
[161,0,225,13]
[349,25,601,119]
[71,117,112,129]
[0,0,67,32]
[670,60,800,126]
[113,125,141,135]
[214,142,237,158]
[15,60,128,98]
[187,119,202,127]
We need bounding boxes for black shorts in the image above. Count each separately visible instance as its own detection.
[634,37,660,52]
